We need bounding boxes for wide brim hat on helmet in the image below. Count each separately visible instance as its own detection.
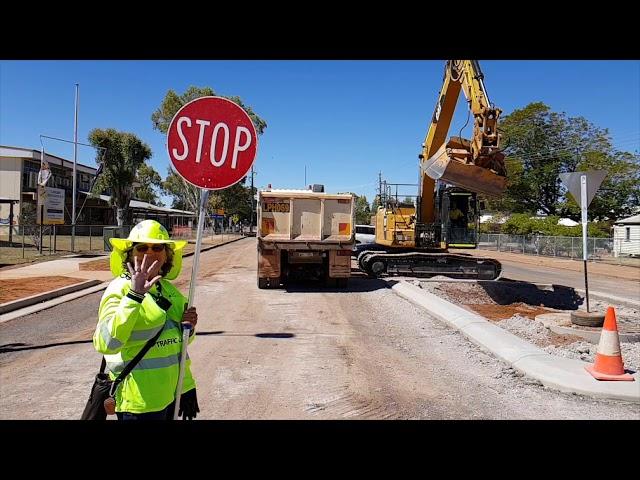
[109,220,187,280]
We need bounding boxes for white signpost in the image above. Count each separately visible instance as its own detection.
[166,96,258,419]
[559,170,607,313]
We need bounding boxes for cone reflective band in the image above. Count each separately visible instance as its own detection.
[585,307,634,381]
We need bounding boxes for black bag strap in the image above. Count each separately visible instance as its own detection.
[107,326,164,396]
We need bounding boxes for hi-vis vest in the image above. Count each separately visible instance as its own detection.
[93,277,196,414]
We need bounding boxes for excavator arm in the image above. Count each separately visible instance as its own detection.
[419,60,507,223]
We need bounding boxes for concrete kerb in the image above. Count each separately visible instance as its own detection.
[0,279,103,314]
[0,236,249,322]
[0,281,110,323]
[388,279,640,403]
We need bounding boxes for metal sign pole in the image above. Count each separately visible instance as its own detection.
[581,175,590,313]
[173,188,209,420]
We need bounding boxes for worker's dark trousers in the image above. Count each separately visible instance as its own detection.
[116,402,176,421]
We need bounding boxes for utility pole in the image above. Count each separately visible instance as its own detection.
[250,165,255,231]
[71,83,79,252]
[304,165,307,187]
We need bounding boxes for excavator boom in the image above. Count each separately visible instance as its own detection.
[420,60,507,202]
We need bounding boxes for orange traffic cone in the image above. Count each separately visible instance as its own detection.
[585,306,634,381]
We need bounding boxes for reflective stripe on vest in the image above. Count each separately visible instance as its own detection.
[99,318,123,350]
[107,352,190,375]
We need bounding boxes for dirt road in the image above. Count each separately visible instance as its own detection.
[1,238,638,419]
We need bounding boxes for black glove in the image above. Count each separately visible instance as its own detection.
[178,388,200,420]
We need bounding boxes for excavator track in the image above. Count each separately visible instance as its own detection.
[357,249,501,280]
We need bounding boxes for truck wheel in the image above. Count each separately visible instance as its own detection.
[336,278,348,288]
[269,277,281,289]
[258,277,269,289]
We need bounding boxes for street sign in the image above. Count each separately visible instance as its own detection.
[558,170,607,313]
[167,96,258,190]
[37,186,65,225]
[559,171,607,209]
[166,96,259,419]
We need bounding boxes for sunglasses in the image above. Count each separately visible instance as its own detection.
[134,244,166,253]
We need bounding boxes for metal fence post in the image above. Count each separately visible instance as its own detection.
[49,226,52,255]
[22,226,25,259]
[89,225,92,251]
[571,237,574,258]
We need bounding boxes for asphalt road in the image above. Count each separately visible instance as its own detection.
[499,261,639,303]
[1,238,638,419]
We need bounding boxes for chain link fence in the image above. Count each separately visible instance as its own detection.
[0,223,245,263]
[478,233,640,266]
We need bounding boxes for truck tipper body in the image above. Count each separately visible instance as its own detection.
[257,188,355,288]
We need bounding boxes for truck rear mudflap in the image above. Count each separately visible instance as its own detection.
[358,251,501,280]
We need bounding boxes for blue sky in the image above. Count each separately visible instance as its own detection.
[1,60,638,205]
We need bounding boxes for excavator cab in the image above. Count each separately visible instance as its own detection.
[438,187,479,248]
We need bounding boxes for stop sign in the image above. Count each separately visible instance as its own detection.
[167,96,258,190]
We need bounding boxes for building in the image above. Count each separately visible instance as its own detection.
[0,145,194,233]
[1,145,99,226]
[613,214,640,257]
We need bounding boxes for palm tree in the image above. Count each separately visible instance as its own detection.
[89,128,152,226]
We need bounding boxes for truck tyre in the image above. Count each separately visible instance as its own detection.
[269,277,281,289]
[258,277,269,289]
[336,278,348,289]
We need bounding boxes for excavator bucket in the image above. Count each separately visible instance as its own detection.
[422,142,507,197]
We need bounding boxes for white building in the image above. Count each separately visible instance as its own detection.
[612,214,640,257]
[0,145,98,225]
[1,145,195,233]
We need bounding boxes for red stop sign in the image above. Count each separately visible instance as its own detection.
[167,96,258,190]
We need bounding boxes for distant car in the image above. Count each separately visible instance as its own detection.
[355,224,375,245]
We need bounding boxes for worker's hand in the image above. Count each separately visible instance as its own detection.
[182,306,198,329]
[127,254,161,295]
[178,388,200,420]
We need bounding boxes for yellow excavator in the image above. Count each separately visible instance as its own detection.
[358,60,507,280]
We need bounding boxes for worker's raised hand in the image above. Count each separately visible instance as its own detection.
[127,254,161,295]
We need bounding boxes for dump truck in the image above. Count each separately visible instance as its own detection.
[257,185,355,289]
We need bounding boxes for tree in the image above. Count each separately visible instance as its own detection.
[151,86,267,214]
[371,194,382,212]
[135,163,164,206]
[491,102,640,222]
[354,195,371,224]
[89,128,152,226]
[161,166,199,212]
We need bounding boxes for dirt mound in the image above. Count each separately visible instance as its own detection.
[78,258,110,271]
[0,276,86,304]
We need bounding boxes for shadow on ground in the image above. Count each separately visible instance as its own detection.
[479,279,583,310]
[282,277,389,294]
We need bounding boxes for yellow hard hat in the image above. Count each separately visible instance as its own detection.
[109,220,187,280]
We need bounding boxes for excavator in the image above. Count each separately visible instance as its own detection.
[358,60,507,280]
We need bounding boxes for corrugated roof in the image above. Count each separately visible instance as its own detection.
[79,191,195,215]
